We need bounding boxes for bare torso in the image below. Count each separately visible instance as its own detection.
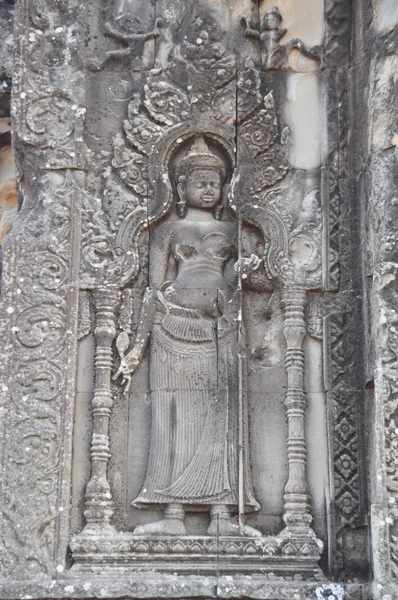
[151,216,237,317]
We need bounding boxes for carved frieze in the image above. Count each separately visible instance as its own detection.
[0,0,377,594]
[68,7,331,575]
[241,7,322,72]
[0,173,80,579]
[13,0,86,169]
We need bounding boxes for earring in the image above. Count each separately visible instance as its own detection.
[214,202,224,221]
[176,198,187,218]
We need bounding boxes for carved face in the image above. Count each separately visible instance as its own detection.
[182,169,222,209]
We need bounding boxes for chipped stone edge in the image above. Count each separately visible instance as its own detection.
[0,577,369,600]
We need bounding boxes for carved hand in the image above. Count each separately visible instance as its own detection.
[239,15,260,40]
[113,348,142,396]
[235,253,262,277]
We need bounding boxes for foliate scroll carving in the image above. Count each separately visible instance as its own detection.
[377,287,398,579]
[327,299,362,576]
[144,81,191,126]
[111,135,147,196]
[13,0,86,169]
[239,107,279,159]
[0,173,77,579]
[123,111,163,156]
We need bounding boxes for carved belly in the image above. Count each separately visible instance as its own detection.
[164,281,226,316]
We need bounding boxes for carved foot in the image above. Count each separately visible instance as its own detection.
[133,504,186,536]
[207,519,262,537]
[133,518,187,536]
[207,505,262,537]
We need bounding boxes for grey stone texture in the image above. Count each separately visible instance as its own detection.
[0,0,397,598]
[0,0,13,118]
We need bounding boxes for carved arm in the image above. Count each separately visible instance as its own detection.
[105,20,161,44]
[104,22,130,42]
[240,15,260,40]
[284,38,322,61]
[114,287,156,396]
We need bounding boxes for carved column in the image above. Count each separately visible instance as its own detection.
[83,288,120,532]
[281,286,313,534]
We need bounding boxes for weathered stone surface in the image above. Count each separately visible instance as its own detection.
[0,0,397,598]
[0,1,13,117]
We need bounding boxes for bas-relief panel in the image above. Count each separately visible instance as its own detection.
[0,0,370,593]
[68,0,330,577]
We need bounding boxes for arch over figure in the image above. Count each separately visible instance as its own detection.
[115,136,263,537]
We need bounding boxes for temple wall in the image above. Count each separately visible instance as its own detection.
[0,0,397,598]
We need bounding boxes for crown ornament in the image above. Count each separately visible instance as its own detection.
[175,136,226,182]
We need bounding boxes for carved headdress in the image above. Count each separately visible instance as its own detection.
[175,136,226,182]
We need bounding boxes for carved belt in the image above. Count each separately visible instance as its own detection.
[155,291,233,343]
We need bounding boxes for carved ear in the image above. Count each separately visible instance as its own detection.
[177,181,186,201]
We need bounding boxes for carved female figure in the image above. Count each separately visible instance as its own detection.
[116,137,260,537]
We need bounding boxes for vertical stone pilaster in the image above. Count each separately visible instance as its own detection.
[281,287,313,535]
[83,288,120,533]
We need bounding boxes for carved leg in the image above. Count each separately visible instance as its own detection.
[207,505,261,537]
[83,288,120,533]
[281,287,314,535]
[133,504,187,536]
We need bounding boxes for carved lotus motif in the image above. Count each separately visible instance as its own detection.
[123,114,163,156]
[336,453,356,480]
[144,81,190,126]
[336,490,359,516]
[239,109,278,158]
[335,416,355,442]
[25,95,77,147]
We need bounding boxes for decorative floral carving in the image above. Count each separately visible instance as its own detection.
[124,113,163,156]
[239,108,278,158]
[11,359,64,405]
[329,301,362,574]
[112,134,147,196]
[237,60,262,122]
[144,80,190,126]
[16,305,65,352]
[13,0,86,169]
[25,95,76,147]
[0,172,76,579]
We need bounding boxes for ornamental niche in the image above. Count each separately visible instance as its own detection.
[69,8,326,576]
[0,0,371,596]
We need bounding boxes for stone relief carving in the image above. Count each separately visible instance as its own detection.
[89,17,162,73]
[13,0,86,169]
[114,136,262,538]
[69,13,329,573]
[4,0,379,592]
[241,7,322,72]
[376,275,398,579]
[0,173,77,579]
